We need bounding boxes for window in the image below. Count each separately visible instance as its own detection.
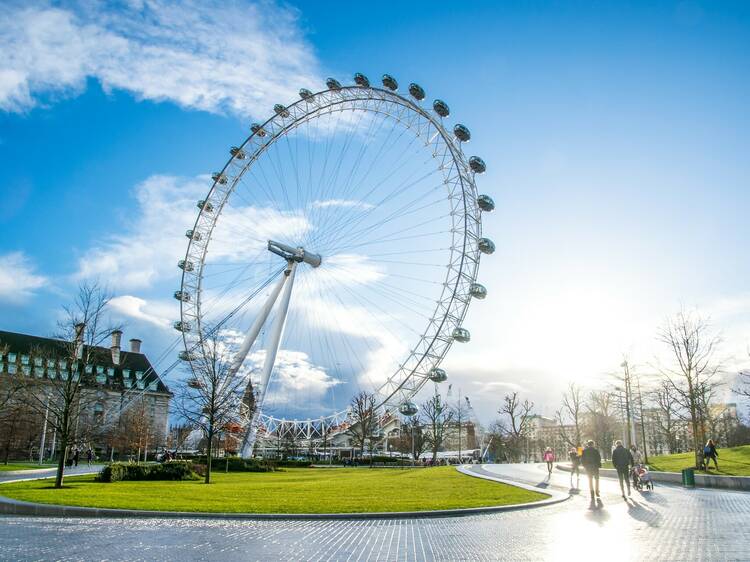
[107,367,115,377]
[22,365,31,376]
[58,359,67,370]
[34,357,43,367]
[93,403,104,423]
[85,364,93,374]
[8,352,16,363]
[96,374,106,384]
[21,354,29,365]
[135,370,144,380]
[148,382,157,391]
[48,368,57,380]
[60,371,68,381]
[96,365,104,374]
[8,363,17,375]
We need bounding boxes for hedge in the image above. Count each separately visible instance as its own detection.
[97,461,199,482]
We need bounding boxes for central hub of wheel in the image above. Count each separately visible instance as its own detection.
[267,240,322,268]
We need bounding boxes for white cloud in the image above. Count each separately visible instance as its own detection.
[246,348,341,402]
[109,295,174,329]
[74,174,310,290]
[312,199,374,210]
[0,1,320,116]
[0,252,48,303]
[75,174,203,289]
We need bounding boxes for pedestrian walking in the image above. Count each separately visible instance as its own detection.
[704,439,719,470]
[86,448,93,467]
[581,440,601,501]
[542,447,555,475]
[73,448,80,467]
[612,440,634,498]
[568,447,580,479]
[629,444,643,465]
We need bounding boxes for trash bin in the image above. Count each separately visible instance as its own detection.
[682,467,695,487]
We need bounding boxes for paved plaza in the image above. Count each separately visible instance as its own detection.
[1,463,748,561]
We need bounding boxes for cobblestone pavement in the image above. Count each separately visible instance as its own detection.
[1,463,749,561]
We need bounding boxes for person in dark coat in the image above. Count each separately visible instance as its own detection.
[73,448,80,467]
[704,439,719,470]
[581,440,602,500]
[612,440,634,498]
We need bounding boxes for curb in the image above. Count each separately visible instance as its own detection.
[0,466,566,521]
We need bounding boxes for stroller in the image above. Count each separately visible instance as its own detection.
[632,464,654,491]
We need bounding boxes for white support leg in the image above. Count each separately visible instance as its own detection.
[240,261,298,458]
[229,270,289,388]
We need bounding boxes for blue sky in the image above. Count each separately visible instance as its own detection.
[1,0,749,421]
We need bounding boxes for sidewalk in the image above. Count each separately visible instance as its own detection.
[556,462,750,491]
[0,464,101,483]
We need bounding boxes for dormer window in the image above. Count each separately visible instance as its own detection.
[135,370,144,380]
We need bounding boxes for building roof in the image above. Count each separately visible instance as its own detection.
[0,329,170,395]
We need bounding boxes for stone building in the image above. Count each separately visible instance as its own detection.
[0,329,171,460]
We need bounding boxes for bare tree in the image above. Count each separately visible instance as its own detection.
[650,380,680,454]
[345,391,378,459]
[732,350,750,399]
[555,382,584,448]
[657,309,722,468]
[174,333,245,483]
[586,391,618,459]
[21,282,120,488]
[109,397,156,462]
[497,392,534,462]
[422,393,454,462]
[396,415,427,461]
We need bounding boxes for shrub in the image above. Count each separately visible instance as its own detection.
[97,461,199,483]
[276,459,312,468]
[192,456,277,472]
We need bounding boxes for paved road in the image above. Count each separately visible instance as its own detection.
[0,463,748,561]
[0,464,100,483]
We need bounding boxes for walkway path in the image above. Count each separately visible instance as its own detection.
[0,463,748,561]
[0,464,100,483]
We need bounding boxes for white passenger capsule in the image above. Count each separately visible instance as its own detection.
[452,327,471,343]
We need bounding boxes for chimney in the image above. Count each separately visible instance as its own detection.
[129,338,142,354]
[110,330,122,366]
[74,322,86,360]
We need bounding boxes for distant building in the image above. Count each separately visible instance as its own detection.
[0,329,171,460]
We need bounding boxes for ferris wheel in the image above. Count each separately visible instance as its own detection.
[175,72,495,457]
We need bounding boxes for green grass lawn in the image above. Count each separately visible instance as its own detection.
[603,445,750,476]
[0,462,56,472]
[0,467,547,513]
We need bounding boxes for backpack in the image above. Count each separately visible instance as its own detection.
[703,445,711,455]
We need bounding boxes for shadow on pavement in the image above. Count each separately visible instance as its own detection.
[585,501,610,525]
[626,499,662,527]
[637,490,668,505]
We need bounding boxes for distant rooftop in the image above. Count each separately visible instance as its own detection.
[0,329,170,395]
